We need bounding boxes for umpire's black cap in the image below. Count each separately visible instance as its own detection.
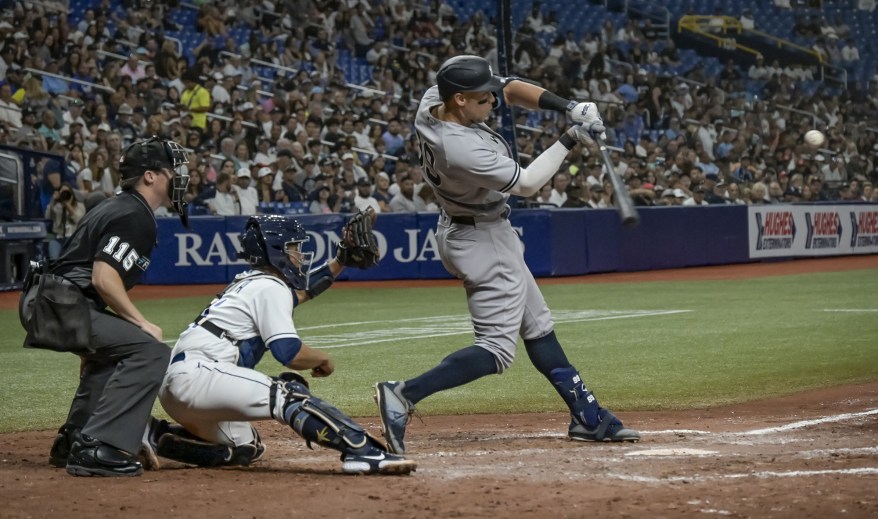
[119,137,189,182]
[437,55,505,101]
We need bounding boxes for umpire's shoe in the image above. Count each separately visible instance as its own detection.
[569,408,640,443]
[67,433,144,477]
[374,381,415,454]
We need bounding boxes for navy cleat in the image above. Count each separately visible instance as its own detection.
[373,381,415,454]
[138,416,168,471]
[569,408,640,443]
[341,447,417,475]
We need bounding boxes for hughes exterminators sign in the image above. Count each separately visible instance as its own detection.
[749,205,878,258]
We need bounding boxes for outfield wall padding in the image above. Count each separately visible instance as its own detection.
[142,205,877,285]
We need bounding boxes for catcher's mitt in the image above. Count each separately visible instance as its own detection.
[336,207,380,269]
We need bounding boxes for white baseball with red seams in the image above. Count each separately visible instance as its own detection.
[805,130,826,147]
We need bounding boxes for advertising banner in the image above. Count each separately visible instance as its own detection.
[748,204,878,258]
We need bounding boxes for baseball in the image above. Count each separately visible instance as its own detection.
[804,130,826,147]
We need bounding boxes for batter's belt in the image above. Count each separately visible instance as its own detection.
[440,207,510,227]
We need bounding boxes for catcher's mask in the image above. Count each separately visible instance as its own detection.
[237,215,313,289]
[119,136,191,227]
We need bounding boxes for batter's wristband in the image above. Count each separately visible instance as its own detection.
[558,133,576,150]
[538,91,574,113]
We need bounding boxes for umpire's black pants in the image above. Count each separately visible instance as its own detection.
[66,303,170,455]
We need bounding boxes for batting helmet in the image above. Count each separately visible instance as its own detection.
[436,55,506,102]
[237,215,314,289]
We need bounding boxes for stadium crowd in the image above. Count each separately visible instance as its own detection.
[1,0,877,241]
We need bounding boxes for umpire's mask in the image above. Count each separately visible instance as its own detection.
[120,137,192,227]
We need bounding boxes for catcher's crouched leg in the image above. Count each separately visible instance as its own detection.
[272,378,416,475]
[148,419,265,467]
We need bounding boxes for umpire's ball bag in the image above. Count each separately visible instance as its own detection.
[20,273,91,352]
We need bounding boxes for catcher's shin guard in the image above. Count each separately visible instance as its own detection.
[549,366,639,442]
[154,423,265,467]
[274,379,379,454]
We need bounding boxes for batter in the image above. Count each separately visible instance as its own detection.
[375,56,640,453]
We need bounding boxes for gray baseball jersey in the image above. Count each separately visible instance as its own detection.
[414,86,518,218]
[414,86,553,372]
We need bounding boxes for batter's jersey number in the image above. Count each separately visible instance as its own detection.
[103,236,141,271]
[417,131,441,186]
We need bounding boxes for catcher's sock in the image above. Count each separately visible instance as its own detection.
[402,346,497,404]
[524,330,572,377]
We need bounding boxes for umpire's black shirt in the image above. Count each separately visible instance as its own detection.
[52,190,157,307]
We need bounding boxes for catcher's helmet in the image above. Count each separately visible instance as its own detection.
[119,136,191,226]
[436,55,506,102]
[237,215,314,289]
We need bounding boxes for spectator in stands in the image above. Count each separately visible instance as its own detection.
[233,167,259,215]
[381,118,405,156]
[739,9,755,30]
[682,185,709,206]
[208,171,240,216]
[184,165,214,210]
[748,55,769,80]
[309,184,335,214]
[179,68,211,131]
[768,181,784,203]
[196,3,228,37]
[45,183,85,258]
[371,171,392,213]
[353,177,381,213]
[389,175,426,213]
[0,83,21,129]
[841,39,860,63]
[548,171,570,207]
[276,165,303,203]
[119,50,146,84]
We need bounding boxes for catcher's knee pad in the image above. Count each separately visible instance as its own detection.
[549,366,599,428]
[155,427,264,467]
[273,379,373,453]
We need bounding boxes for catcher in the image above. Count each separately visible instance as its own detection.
[141,210,412,475]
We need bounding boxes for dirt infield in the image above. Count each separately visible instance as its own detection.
[0,382,876,518]
[1,256,876,518]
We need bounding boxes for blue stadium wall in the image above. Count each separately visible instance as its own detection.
[142,204,878,284]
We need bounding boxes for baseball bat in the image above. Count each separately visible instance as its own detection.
[595,135,640,228]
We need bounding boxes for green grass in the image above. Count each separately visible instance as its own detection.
[2,268,877,433]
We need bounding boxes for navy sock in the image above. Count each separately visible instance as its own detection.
[524,330,571,377]
[402,346,498,405]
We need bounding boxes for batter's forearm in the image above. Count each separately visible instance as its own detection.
[507,141,571,197]
[503,79,574,112]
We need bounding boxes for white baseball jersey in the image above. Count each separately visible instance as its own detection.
[415,86,517,218]
[171,270,300,367]
[160,270,301,447]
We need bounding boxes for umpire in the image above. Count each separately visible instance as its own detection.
[20,137,190,477]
